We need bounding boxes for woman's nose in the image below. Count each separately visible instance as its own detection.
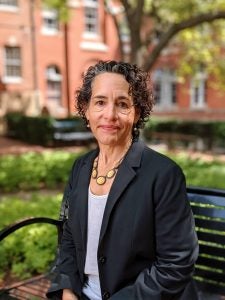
[104,103,118,119]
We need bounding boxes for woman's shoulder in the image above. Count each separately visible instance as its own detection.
[143,143,182,172]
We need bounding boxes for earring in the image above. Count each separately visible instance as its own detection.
[134,126,138,131]
[86,121,90,128]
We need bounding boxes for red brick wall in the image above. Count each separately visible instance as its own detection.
[0,0,224,119]
[0,0,120,116]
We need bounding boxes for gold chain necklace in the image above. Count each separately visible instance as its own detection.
[92,141,132,185]
[91,157,121,185]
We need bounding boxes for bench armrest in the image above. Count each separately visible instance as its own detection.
[0,217,63,243]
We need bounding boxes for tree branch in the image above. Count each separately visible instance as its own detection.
[112,13,125,60]
[143,10,225,71]
[124,0,145,61]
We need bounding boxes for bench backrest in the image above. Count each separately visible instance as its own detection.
[187,186,225,295]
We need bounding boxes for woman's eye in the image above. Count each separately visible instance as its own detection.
[118,101,129,109]
[96,100,105,106]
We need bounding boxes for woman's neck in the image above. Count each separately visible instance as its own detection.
[98,140,132,166]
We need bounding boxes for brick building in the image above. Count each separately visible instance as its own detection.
[0,0,224,122]
[152,54,225,121]
[0,0,120,118]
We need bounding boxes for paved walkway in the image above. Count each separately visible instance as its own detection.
[0,136,86,155]
[1,135,225,162]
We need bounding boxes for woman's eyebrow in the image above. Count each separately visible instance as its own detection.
[92,95,107,99]
[117,95,131,101]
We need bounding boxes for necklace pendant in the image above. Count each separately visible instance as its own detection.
[92,169,97,178]
[107,169,116,178]
[96,176,106,185]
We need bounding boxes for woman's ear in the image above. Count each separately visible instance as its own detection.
[84,104,89,120]
[134,109,140,124]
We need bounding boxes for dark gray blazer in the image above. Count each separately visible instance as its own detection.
[47,140,199,300]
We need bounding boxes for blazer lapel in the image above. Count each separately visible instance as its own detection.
[99,141,145,243]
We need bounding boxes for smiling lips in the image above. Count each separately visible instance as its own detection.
[100,125,119,132]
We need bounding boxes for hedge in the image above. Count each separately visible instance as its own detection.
[0,149,225,193]
[0,151,84,193]
[4,112,88,146]
[0,194,62,281]
[143,118,225,150]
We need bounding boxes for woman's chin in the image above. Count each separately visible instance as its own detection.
[96,136,119,147]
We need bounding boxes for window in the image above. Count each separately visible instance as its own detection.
[171,82,177,104]
[42,9,59,34]
[152,69,177,109]
[4,46,21,82]
[0,0,18,11]
[46,66,62,103]
[190,73,207,109]
[84,0,98,36]
[153,81,162,105]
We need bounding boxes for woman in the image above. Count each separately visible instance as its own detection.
[47,61,199,300]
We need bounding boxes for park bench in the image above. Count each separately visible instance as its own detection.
[52,119,95,146]
[5,113,96,147]
[150,132,199,150]
[0,186,225,299]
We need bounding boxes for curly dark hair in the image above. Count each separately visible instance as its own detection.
[76,60,154,140]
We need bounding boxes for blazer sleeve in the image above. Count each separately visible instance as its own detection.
[46,160,83,299]
[111,164,199,300]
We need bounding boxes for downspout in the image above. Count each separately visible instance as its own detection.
[64,23,71,116]
[29,0,39,114]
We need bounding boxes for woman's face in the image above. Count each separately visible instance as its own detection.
[85,72,139,147]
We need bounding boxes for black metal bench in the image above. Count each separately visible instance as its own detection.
[0,218,63,300]
[52,119,95,146]
[5,113,96,147]
[187,187,225,299]
[0,186,225,299]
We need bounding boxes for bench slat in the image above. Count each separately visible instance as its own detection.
[195,266,225,284]
[4,275,49,300]
[191,205,225,219]
[197,256,225,272]
[195,268,225,284]
[194,218,225,231]
[199,244,225,257]
[189,194,225,207]
[196,231,225,245]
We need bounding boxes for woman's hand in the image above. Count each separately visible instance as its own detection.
[62,289,79,300]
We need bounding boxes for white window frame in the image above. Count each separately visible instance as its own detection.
[3,46,22,83]
[46,66,62,103]
[0,0,18,11]
[41,9,59,35]
[153,69,177,109]
[83,0,99,39]
[190,72,207,109]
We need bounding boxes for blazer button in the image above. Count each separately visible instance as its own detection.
[103,291,110,299]
[99,256,106,264]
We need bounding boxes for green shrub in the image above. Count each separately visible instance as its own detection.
[0,193,62,281]
[0,147,225,192]
[4,112,89,146]
[143,118,225,149]
[0,151,84,192]
[167,152,225,189]
[5,113,54,145]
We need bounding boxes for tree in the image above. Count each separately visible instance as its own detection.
[42,0,69,21]
[43,0,225,81]
[106,1,225,77]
